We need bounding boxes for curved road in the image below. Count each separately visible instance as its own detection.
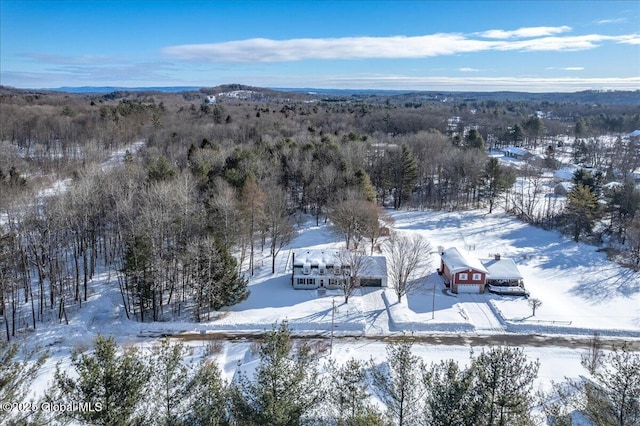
[167,331,640,351]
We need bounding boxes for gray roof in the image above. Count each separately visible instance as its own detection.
[480,257,523,280]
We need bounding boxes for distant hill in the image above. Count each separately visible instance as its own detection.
[2,84,638,105]
[52,86,202,94]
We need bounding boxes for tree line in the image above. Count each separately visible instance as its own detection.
[1,88,640,340]
[2,323,639,426]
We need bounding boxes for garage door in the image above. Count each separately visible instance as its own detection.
[360,278,382,287]
[456,284,481,294]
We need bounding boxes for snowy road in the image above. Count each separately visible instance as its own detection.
[170,330,640,351]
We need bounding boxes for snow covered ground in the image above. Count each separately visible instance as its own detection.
[18,206,639,404]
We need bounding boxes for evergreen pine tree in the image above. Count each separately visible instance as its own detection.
[188,236,249,320]
[466,346,540,426]
[544,343,640,426]
[465,128,485,150]
[581,343,640,426]
[122,233,155,322]
[326,358,381,424]
[389,144,418,209]
[47,335,149,425]
[564,183,602,241]
[0,344,47,425]
[354,168,377,203]
[229,322,323,425]
[147,338,190,425]
[369,341,424,426]
[484,157,516,213]
[423,359,474,426]
[185,360,229,426]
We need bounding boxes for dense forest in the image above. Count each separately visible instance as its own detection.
[1,85,640,341]
[1,85,640,425]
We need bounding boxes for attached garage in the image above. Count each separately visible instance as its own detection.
[360,278,383,287]
[455,284,482,294]
[439,247,488,294]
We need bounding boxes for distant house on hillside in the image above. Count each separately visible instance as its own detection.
[554,165,579,183]
[291,249,387,290]
[554,181,574,196]
[204,95,216,104]
[502,146,531,160]
[439,248,527,295]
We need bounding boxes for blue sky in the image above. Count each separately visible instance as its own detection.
[1,1,639,91]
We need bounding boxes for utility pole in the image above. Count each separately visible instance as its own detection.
[432,279,436,320]
[330,298,335,355]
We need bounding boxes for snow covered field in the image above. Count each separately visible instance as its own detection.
[19,206,639,401]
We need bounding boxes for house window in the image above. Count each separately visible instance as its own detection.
[306,278,315,285]
[472,273,482,281]
[458,273,468,281]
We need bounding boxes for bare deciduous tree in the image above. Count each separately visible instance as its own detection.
[384,232,432,303]
[263,186,296,274]
[329,198,380,250]
[528,297,542,316]
[337,248,369,304]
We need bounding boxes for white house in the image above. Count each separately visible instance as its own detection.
[480,254,528,296]
[291,249,387,290]
[502,146,530,160]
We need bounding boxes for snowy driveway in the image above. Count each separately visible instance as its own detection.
[456,294,506,333]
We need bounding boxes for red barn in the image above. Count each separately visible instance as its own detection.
[438,247,488,294]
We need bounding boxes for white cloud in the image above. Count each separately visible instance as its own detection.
[616,35,640,45]
[475,26,572,39]
[310,75,640,92]
[596,18,628,25]
[162,30,638,63]
[21,53,117,65]
[546,67,585,71]
[459,68,480,72]
[163,34,498,62]
[494,34,615,52]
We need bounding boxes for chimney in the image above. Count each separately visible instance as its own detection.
[494,253,501,261]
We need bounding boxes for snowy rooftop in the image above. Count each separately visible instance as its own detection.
[292,249,340,267]
[503,146,529,156]
[292,249,387,278]
[362,256,388,278]
[554,165,579,181]
[441,247,488,274]
[480,257,523,280]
